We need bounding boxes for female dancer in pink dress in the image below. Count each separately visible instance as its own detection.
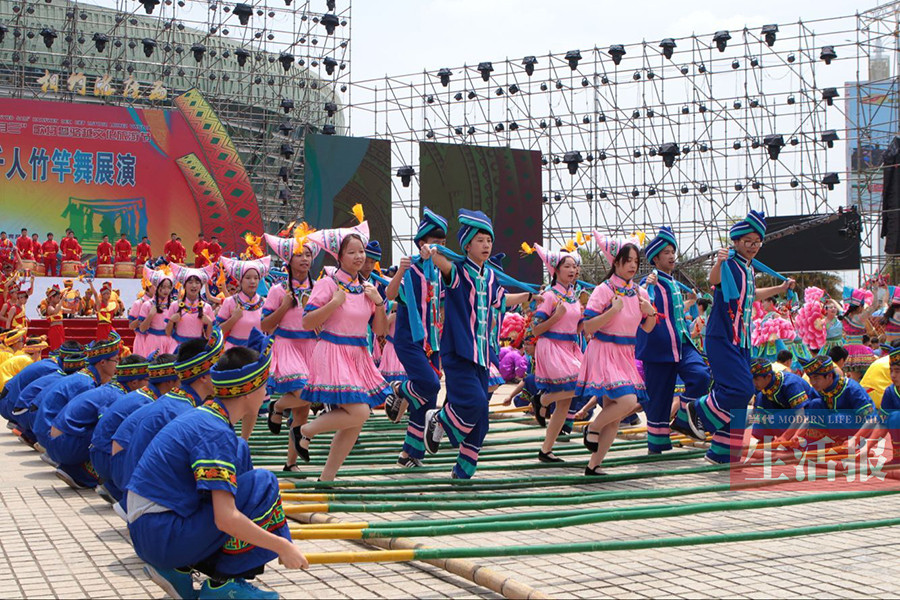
[378,301,409,385]
[577,234,657,476]
[137,266,177,356]
[297,219,391,481]
[262,231,320,472]
[128,279,155,357]
[165,263,214,343]
[522,243,583,463]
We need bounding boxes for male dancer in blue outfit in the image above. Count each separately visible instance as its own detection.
[128,331,307,599]
[638,227,711,454]
[746,357,817,443]
[672,211,795,463]
[384,207,448,467]
[422,209,533,479]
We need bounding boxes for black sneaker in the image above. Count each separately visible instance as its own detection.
[424,409,443,455]
[397,455,424,468]
[671,400,706,441]
[384,384,408,423]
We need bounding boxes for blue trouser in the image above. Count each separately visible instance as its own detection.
[437,352,490,479]
[675,334,753,463]
[643,343,711,453]
[90,447,124,501]
[393,336,441,460]
[46,433,100,488]
[129,470,290,580]
[0,389,12,422]
[109,449,128,497]
[13,407,36,440]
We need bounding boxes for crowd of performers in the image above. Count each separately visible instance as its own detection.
[0,204,899,598]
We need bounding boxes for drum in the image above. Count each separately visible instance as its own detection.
[33,263,46,276]
[19,259,35,272]
[114,262,135,279]
[61,260,81,277]
[97,263,114,278]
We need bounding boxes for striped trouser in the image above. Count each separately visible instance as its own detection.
[437,352,490,479]
[394,338,442,460]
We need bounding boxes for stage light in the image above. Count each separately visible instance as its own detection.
[396,166,415,187]
[820,46,836,65]
[509,84,519,94]
[599,190,608,199]
[633,149,641,158]
[278,122,294,135]
[598,151,607,161]
[733,141,742,150]
[509,122,518,131]
[583,115,591,123]
[787,53,796,63]
[278,166,290,183]
[322,124,336,135]
[764,134,785,160]
[467,90,476,100]
[682,145,690,155]
[821,130,838,148]
[327,0,336,9]
[658,142,679,168]
[633,71,641,80]
[597,113,606,122]
[278,52,294,71]
[324,57,337,74]
[494,123,504,132]
[697,64,706,73]
[734,182,743,191]
[426,130,435,138]
[659,38,676,59]
[138,0,160,13]
[92,32,109,52]
[733,100,742,109]
[454,92,463,101]
[631,109,640,119]
[280,143,294,158]
[749,98,760,108]
[790,178,799,188]
[586,154,594,162]
[713,30,730,52]
[608,44,626,65]
[790,136,799,146]
[141,38,156,57]
[477,62,493,81]
[324,102,337,117]
[732,59,740,69]
[321,13,339,34]
[787,95,795,105]
[648,188,657,196]
[541,157,548,166]
[751,139,760,149]
[191,43,206,62]
[540,83,548,91]
[822,172,839,190]
[426,95,435,103]
[281,98,294,113]
[698,104,707,113]
[437,68,452,87]
[555,80,563,89]
[761,24,778,46]
[631,188,639,198]
[540,120,547,129]
[233,47,250,66]
[522,56,537,76]
[698,183,708,193]
[750,57,759,67]
[0,25,8,44]
[233,3,253,25]
[752,181,761,190]
[822,87,839,106]
[680,66,689,75]
[279,188,291,204]
[565,50,582,70]
[681,106,689,114]
[40,27,57,49]
[586,192,594,200]
[555,117,563,127]
[455,126,463,135]
[562,151,583,174]
[495,87,503,96]
[601,75,609,84]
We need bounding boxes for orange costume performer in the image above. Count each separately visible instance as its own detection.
[136,240,152,266]
[42,238,59,276]
[115,237,132,263]
[96,240,114,265]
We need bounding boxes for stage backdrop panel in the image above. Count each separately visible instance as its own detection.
[0,92,262,256]
[304,133,392,265]
[419,142,542,283]
[754,213,861,272]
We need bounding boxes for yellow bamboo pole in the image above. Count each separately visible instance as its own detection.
[290,527,365,540]
[303,549,417,564]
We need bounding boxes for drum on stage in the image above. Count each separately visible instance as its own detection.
[19,259,35,272]
[114,262,135,278]
[33,263,46,276]
[97,263,114,278]
[61,260,81,277]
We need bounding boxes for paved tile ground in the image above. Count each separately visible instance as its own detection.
[4,385,900,598]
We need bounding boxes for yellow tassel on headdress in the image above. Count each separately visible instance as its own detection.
[242,233,264,259]
[279,221,296,238]
[563,239,577,253]
[576,232,587,246]
[633,231,647,246]
[216,264,226,289]
[520,242,535,256]
[292,222,317,255]
[351,203,365,224]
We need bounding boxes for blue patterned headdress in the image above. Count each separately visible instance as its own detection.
[211,329,273,400]
[175,327,225,383]
[85,332,122,365]
[800,355,834,377]
[645,226,678,263]
[729,210,767,241]
[749,357,773,377]
[414,207,449,243]
[457,209,494,249]
[365,240,382,261]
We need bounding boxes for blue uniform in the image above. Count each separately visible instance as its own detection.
[33,366,102,450]
[393,258,444,460]
[437,257,505,479]
[675,254,756,463]
[637,271,711,453]
[879,385,900,458]
[46,381,128,488]
[802,376,876,442]
[751,371,817,439]
[90,385,160,501]
[10,369,66,440]
[128,400,289,579]
[0,358,59,423]
[114,384,205,501]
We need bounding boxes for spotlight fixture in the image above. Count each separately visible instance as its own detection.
[821,130,839,148]
[598,151,607,161]
[280,98,294,113]
[278,166,290,183]
[658,142,679,168]
[279,188,291,204]
[327,0,335,9]
[597,113,606,122]
[540,83,548,91]
[323,57,337,75]
[681,105,689,114]
[92,32,109,52]
[713,30,731,52]
[752,181,761,190]
[454,92,463,101]
[426,130,434,138]
[601,75,609,84]
[467,90,476,100]
[749,98,759,108]
[761,24,778,46]
[787,53,796,63]
[608,44,626,65]
[763,134,785,160]
[477,62,493,81]
[234,47,250,66]
[565,49,582,70]
[324,102,337,117]
[278,121,294,135]
[522,56,537,76]
[509,84,519,94]
[599,189,608,199]
[455,126,463,135]
[426,95,435,103]
[734,182,743,191]
[790,178,799,188]
[555,117,563,127]
[190,43,206,62]
[320,13,339,34]
[822,172,839,190]
[562,151,583,175]
[280,143,293,158]
[396,165,415,187]
[322,124,336,135]
[555,80,563,89]
[820,46,836,65]
[680,66,689,75]
[40,27,57,48]
[786,95,795,105]
[278,52,294,71]
[698,183,708,193]
[233,3,253,25]
[751,139,760,149]
[822,87,839,106]
[509,122,518,131]
[0,24,6,44]
[733,100,742,109]
[697,64,706,73]
[437,67,452,87]
[139,0,160,13]
[680,185,689,194]
[733,141,742,150]
[494,123,504,132]
[659,38,676,59]
[750,57,759,67]
[495,87,503,96]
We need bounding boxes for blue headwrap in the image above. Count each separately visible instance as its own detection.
[365,240,382,261]
[800,355,834,377]
[414,207,449,243]
[729,210,767,240]
[85,332,122,365]
[210,329,273,399]
[457,209,494,249]
[645,226,678,263]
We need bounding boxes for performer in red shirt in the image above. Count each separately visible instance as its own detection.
[163,233,180,263]
[42,233,59,276]
[192,233,209,267]
[60,230,82,261]
[16,228,33,261]
[206,235,222,264]
[174,237,187,264]
[136,236,152,266]
[115,233,132,263]
[0,232,14,268]
[96,235,114,265]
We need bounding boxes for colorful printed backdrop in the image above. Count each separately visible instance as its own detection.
[0,91,261,254]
